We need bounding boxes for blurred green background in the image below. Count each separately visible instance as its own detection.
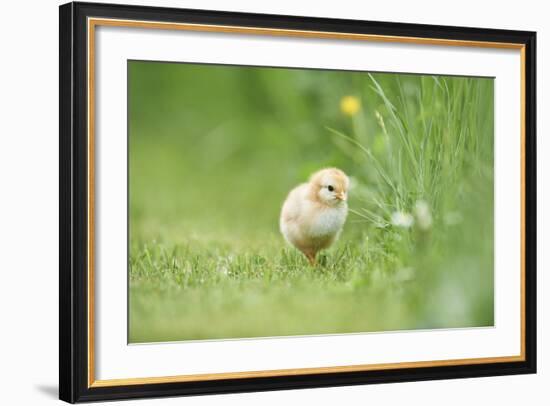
[128,61,494,343]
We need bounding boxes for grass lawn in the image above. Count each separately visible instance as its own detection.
[128,62,494,343]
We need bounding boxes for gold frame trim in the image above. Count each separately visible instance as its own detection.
[87,17,527,388]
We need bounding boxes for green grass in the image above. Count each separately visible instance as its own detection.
[129,62,494,343]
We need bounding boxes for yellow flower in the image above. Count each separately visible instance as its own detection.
[340,95,360,116]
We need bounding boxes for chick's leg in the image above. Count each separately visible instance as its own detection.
[304,251,317,266]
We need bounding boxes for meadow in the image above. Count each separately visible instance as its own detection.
[128,61,494,343]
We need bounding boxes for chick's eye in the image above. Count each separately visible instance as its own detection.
[327,185,334,192]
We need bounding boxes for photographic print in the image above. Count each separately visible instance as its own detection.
[128,61,495,343]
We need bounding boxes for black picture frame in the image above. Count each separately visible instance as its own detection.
[59,1,537,403]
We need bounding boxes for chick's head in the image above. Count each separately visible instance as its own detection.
[309,168,349,207]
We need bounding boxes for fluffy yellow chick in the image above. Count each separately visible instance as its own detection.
[280,168,349,265]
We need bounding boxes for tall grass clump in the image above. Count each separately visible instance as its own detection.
[329,73,494,327]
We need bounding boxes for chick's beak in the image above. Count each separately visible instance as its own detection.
[335,193,346,201]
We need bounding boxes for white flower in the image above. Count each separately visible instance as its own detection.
[216,255,233,276]
[217,265,229,276]
[391,211,414,228]
[414,200,433,230]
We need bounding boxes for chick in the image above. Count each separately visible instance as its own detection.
[280,168,349,265]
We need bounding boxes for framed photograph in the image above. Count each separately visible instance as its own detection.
[59,1,536,403]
